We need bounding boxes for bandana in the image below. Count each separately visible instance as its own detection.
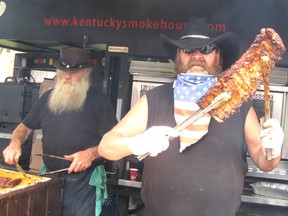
[173,73,217,152]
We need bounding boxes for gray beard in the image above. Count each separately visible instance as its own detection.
[174,55,222,76]
[48,73,90,114]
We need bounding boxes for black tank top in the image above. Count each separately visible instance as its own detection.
[141,83,251,216]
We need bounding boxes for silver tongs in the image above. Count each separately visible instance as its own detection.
[262,74,273,160]
[34,153,71,175]
[137,91,232,161]
[15,162,28,178]
[34,153,72,161]
[38,168,69,176]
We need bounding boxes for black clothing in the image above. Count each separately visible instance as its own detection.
[23,86,117,171]
[141,83,251,216]
[60,169,96,216]
[22,86,118,216]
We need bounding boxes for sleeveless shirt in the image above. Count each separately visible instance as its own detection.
[141,83,251,216]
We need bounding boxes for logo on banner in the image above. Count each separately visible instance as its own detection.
[0,1,6,16]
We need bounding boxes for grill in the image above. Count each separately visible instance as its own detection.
[0,168,63,216]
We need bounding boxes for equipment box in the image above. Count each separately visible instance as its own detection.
[0,82,39,124]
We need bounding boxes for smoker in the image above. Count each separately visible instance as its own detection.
[0,82,40,170]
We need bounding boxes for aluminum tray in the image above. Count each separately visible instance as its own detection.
[251,181,288,200]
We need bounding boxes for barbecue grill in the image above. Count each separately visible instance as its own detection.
[0,168,63,216]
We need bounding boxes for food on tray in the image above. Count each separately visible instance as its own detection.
[0,177,22,188]
[0,168,51,195]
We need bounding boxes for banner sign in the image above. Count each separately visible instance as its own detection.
[0,0,287,64]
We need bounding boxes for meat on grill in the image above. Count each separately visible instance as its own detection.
[197,28,286,122]
[0,177,22,188]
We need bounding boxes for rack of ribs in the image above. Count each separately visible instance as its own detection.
[197,28,286,122]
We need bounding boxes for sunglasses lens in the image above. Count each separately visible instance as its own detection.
[200,45,216,54]
[182,48,195,54]
[182,45,217,55]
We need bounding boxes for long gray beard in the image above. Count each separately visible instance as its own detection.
[48,72,90,114]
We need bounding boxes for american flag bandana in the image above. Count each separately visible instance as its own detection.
[173,73,217,152]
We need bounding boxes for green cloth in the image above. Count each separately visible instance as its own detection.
[39,164,108,216]
[39,164,47,174]
[89,165,108,216]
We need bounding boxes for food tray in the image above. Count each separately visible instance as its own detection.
[251,181,288,200]
[0,168,63,216]
[0,168,50,195]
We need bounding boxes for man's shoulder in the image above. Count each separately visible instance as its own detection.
[87,86,111,100]
[149,82,174,94]
[88,86,105,95]
[146,82,174,103]
[38,88,52,103]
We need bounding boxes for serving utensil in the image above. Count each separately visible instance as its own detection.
[34,153,72,161]
[15,162,28,178]
[137,91,232,161]
[38,168,69,176]
[34,153,71,175]
[263,72,272,160]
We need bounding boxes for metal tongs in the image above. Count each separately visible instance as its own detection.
[38,168,69,176]
[262,73,273,160]
[34,153,71,175]
[15,162,28,178]
[34,153,71,161]
[137,91,232,161]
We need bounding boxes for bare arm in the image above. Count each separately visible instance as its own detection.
[98,95,149,160]
[3,122,32,164]
[98,95,178,160]
[245,107,280,171]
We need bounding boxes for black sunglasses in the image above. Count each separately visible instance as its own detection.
[182,44,218,55]
[59,61,85,69]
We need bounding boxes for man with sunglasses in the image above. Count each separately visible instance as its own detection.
[3,47,118,216]
[98,17,284,215]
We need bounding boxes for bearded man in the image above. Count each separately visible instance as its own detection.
[98,17,284,216]
[3,47,118,216]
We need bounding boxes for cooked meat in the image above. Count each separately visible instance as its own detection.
[197,28,286,122]
[0,177,22,188]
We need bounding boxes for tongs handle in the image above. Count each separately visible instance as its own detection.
[137,91,232,161]
[38,168,69,176]
[263,71,272,160]
[15,162,28,178]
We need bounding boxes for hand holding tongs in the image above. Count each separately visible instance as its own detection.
[137,91,232,161]
[34,153,71,175]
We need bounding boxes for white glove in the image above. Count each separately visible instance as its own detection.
[128,126,179,157]
[260,118,284,159]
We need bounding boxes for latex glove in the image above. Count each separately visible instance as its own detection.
[128,126,179,157]
[260,118,284,159]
